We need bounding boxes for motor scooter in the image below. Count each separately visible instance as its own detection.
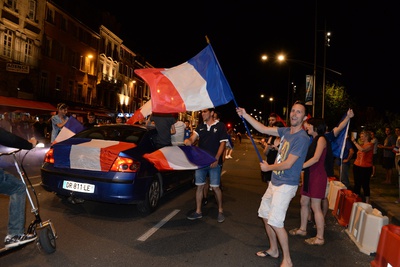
[0,148,57,255]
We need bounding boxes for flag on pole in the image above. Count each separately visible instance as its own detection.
[53,116,85,145]
[126,101,152,125]
[331,114,350,159]
[143,145,216,171]
[305,75,313,106]
[134,44,234,113]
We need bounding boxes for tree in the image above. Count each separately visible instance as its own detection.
[322,82,354,129]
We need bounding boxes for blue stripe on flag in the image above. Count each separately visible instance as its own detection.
[188,44,234,107]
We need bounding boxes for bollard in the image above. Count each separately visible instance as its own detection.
[370,224,400,267]
[328,180,346,210]
[346,202,389,255]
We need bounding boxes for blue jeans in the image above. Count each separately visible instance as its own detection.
[195,165,222,187]
[0,169,27,236]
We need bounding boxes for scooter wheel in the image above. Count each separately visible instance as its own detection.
[37,227,56,254]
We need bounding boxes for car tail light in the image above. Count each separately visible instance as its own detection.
[43,148,55,164]
[110,156,140,172]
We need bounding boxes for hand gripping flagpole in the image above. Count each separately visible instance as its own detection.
[206,36,263,163]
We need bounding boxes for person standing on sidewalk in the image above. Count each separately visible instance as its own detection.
[236,101,309,267]
[290,118,333,246]
[352,130,374,203]
[185,108,228,223]
[378,127,397,184]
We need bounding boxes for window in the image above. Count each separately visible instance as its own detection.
[53,41,64,62]
[24,38,33,64]
[43,37,52,57]
[60,16,67,31]
[2,29,13,58]
[77,84,83,102]
[5,0,17,11]
[28,0,36,20]
[55,76,62,91]
[68,80,74,101]
[46,7,54,24]
[40,72,48,96]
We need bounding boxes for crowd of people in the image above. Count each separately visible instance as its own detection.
[1,99,399,263]
[237,103,400,267]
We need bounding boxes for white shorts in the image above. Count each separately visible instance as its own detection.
[258,183,298,228]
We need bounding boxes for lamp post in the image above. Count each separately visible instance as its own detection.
[322,27,331,119]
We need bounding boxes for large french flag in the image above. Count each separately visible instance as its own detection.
[53,138,136,171]
[134,44,234,113]
[143,146,216,171]
[53,116,85,145]
[126,101,152,125]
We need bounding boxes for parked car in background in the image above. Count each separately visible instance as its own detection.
[41,124,194,213]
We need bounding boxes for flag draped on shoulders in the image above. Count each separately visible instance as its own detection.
[331,113,350,159]
[126,101,152,125]
[134,44,234,113]
[53,116,85,145]
[143,145,217,171]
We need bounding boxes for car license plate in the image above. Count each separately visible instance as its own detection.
[63,180,95,193]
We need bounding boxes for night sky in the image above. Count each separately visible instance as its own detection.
[55,0,396,124]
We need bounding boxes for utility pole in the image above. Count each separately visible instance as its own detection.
[312,0,317,117]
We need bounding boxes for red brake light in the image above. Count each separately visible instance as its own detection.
[110,156,140,172]
[44,148,54,164]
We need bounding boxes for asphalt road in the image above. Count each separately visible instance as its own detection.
[0,139,375,266]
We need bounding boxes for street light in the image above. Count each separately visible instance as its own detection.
[261,53,340,119]
[262,54,291,124]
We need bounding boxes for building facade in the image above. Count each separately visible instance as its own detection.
[0,0,151,123]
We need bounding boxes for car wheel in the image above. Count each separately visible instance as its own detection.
[137,178,161,213]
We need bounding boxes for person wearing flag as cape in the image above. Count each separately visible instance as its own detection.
[236,100,309,267]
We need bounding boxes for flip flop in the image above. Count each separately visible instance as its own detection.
[255,250,279,258]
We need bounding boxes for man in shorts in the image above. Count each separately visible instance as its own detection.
[236,100,309,267]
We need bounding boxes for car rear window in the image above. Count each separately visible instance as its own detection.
[74,126,146,144]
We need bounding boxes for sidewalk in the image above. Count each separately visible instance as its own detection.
[336,163,400,226]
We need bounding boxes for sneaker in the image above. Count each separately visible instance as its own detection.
[4,233,37,248]
[202,197,208,206]
[217,212,225,223]
[187,212,202,220]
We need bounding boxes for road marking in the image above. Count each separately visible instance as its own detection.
[137,209,180,242]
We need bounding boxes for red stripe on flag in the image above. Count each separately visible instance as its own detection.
[142,149,173,171]
[100,142,136,171]
[135,68,186,113]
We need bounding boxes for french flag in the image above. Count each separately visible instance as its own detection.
[331,113,350,159]
[134,44,234,113]
[53,138,136,171]
[126,101,152,125]
[143,146,217,171]
[53,116,85,145]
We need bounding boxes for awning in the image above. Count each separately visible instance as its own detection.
[0,96,56,112]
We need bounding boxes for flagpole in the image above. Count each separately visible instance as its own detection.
[206,35,263,162]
